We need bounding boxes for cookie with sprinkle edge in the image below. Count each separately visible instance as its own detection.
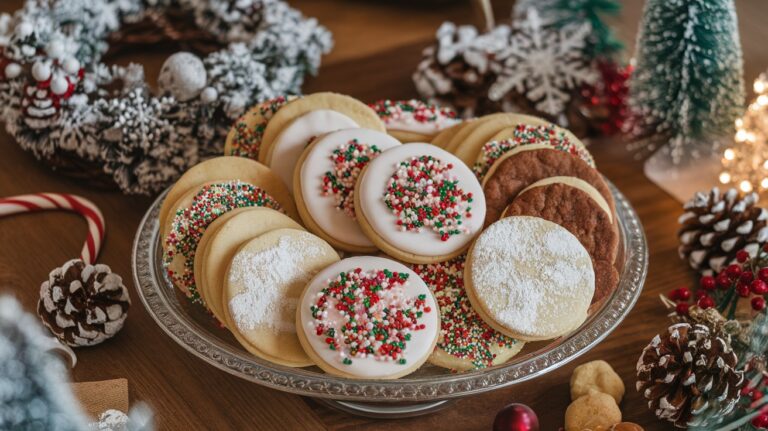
[369,99,461,143]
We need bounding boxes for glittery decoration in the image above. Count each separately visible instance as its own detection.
[412,257,518,369]
[321,139,381,218]
[310,268,431,365]
[163,181,283,302]
[228,96,291,159]
[384,155,473,241]
[370,99,459,131]
[473,124,595,179]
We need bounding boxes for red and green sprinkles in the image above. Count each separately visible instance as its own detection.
[412,258,518,369]
[472,124,594,179]
[321,139,381,218]
[310,268,431,365]
[163,181,283,302]
[384,155,473,241]
[370,99,458,131]
[227,96,291,159]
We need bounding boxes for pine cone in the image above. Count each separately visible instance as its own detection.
[38,259,130,347]
[636,323,744,428]
[678,187,768,275]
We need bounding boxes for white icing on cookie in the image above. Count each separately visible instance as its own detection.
[468,216,594,340]
[357,143,486,257]
[269,110,360,190]
[300,128,402,248]
[299,256,439,378]
[370,100,461,135]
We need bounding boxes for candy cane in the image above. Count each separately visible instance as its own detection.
[0,193,105,264]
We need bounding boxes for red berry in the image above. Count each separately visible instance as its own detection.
[695,290,710,300]
[717,272,732,288]
[726,264,742,279]
[738,284,752,297]
[753,414,768,429]
[754,391,765,402]
[753,297,766,311]
[760,268,768,282]
[668,289,680,301]
[754,280,768,295]
[698,296,715,309]
[676,287,691,301]
[700,276,716,291]
[675,302,690,316]
[741,271,755,284]
[737,249,750,263]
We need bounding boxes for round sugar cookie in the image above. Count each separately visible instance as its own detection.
[431,120,471,149]
[449,113,551,165]
[482,146,615,227]
[465,216,595,341]
[473,123,594,179]
[224,95,296,160]
[503,177,620,305]
[162,181,285,302]
[411,257,524,371]
[158,156,298,240]
[201,207,304,326]
[224,229,339,367]
[369,99,460,142]
[294,128,402,252]
[297,256,439,379]
[354,143,486,264]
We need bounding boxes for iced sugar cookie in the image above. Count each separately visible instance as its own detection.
[200,207,304,326]
[448,113,551,165]
[473,124,594,179]
[158,156,298,240]
[294,128,402,252]
[163,181,284,302]
[297,256,439,379]
[355,143,486,264]
[224,96,296,160]
[224,229,339,367]
[411,257,524,371]
[369,99,460,142]
[482,147,615,227]
[503,177,619,305]
[465,216,595,341]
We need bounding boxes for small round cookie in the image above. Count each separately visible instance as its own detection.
[201,207,304,326]
[224,95,296,160]
[294,128,402,252]
[431,120,471,149]
[158,156,298,240]
[570,360,625,404]
[297,256,439,379]
[465,216,595,341]
[473,124,594,179]
[355,143,486,264]
[369,99,460,142]
[503,177,619,305]
[163,181,284,302]
[564,392,622,431]
[411,257,524,371]
[482,146,615,227]
[224,229,339,367]
[449,113,551,165]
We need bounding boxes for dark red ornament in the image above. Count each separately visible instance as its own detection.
[493,404,540,431]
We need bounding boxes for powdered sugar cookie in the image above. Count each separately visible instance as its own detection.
[158,156,298,240]
[369,99,460,142]
[259,93,386,190]
[297,256,439,379]
[294,129,402,252]
[473,124,594,179]
[200,207,304,326]
[503,177,619,305]
[224,229,339,367]
[355,143,486,264]
[465,216,595,341]
[163,181,284,302]
[224,95,296,160]
[449,113,551,165]
[411,257,524,371]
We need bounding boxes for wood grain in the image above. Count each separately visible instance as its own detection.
[0,0,766,430]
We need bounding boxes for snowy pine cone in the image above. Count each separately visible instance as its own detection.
[636,323,744,428]
[38,259,130,347]
[679,187,768,275]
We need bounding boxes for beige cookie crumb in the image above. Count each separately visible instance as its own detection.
[571,360,625,404]
[564,391,622,431]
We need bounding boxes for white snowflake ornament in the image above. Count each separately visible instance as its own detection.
[489,9,598,117]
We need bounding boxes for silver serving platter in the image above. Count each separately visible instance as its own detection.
[132,180,647,418]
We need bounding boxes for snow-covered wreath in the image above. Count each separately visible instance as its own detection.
[0,0,333,194]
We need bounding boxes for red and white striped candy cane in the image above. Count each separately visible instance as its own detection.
[0,193,105,264]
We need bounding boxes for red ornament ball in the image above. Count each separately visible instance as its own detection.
[493,404,540,431]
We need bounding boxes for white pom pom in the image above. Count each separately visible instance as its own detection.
[46,39,65,59]
[31,61,51,82]
[4,63,21,79]
[50,75,69,95]
[62,57,80,75]
[157,52,207,102]
[200,87,218,103]
[15,21,33,38]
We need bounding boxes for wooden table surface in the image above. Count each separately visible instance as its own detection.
[1,1,767,430]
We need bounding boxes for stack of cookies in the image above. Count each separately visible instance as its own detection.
[159,92,619,379]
